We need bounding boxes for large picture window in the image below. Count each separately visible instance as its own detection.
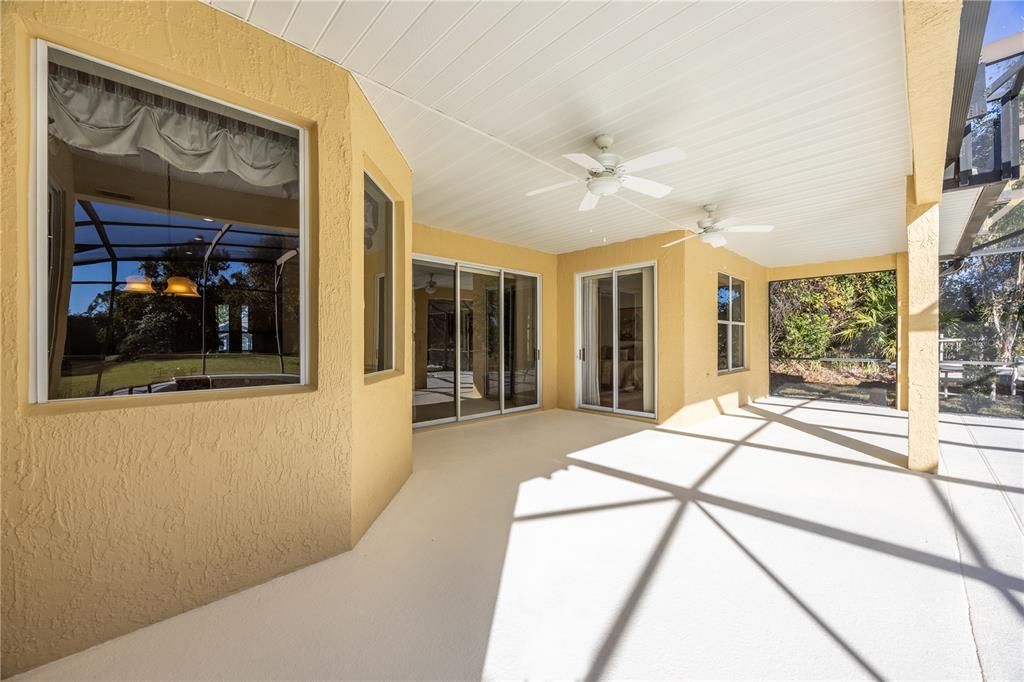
[364,174,394,374]
[717,273,745,372]
[36,44,306,402]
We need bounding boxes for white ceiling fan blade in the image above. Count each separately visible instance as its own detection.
[525,179,579,197]
[701,233,728,248]
[563,153,605,173]
[661,233,700,248]
[579,191,600,211]
[619,146,686,174]
[713,216,744,229]
[621,175,673,198]
[721,224,775,233]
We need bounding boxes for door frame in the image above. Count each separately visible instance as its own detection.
[412,254,543,427]
[574,261,658,420]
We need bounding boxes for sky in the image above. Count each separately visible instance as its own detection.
[985,0,1024,45]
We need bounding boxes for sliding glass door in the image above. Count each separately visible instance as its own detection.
[503,272,540,410]
[577,264,656,418]
[580,273,614,409]
[413,257,540,426]
[412,260,457,424]
[459,266,501,418]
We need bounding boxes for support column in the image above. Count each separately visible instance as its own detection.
[900,0,961,473]
[895,252,910,411]
[905,201,940,473]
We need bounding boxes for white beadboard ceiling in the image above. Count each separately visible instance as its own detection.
[207,0,913,266]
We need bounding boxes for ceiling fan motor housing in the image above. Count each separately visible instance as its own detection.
[587,135,624,196]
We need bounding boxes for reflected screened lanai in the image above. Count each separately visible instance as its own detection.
[44,48,304,401]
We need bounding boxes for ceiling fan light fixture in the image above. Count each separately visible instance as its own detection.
[587,175,622,197]
[700,232,728,248]
[527,134,686,210]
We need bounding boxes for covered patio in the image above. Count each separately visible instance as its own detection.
[4,1,1024,676]
[16,400,1022,680]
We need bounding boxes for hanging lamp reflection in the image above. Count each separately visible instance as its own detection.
[124,275,156,294]
[164,275,200,297]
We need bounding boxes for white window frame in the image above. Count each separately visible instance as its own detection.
[363,171,396,377]
[718,273,746,374]
[30,40,310,404]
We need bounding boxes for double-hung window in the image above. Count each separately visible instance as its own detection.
[35,44,307,402]
[717,273,745,372]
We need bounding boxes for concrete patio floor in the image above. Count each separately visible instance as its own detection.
[15,398,1023,680]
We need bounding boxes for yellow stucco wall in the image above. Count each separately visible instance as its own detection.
[0,1,411,675]
[675,234,771,426]
[412,223,560,410]
[350,98,413,543]
[555,231,768,426]
[767,254,899,282]
[555,233,683,421]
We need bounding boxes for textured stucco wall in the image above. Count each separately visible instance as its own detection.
[554,231,768,426]
[0,1,410,675]
[675,235,770,426]
[349,88,414,544]
[412,223,559,410]
[905,203,941,471]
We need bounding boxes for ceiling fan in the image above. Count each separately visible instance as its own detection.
[662,204,774,248]
[525,134,686,211]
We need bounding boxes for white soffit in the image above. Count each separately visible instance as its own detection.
[208,0,913,266]
[939,187,983,257]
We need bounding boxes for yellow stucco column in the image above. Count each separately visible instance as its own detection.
[895,252,910,412]
[905,202,941,472]
[900,0,961,473]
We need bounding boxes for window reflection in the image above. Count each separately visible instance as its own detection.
[364,175,394,374]
[45,50,302,400]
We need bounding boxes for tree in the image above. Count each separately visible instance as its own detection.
[835,277,898,361]
[941,252,1024,362]
[770,271,897,360]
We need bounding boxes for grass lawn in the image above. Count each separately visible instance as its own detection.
[57,354,300,399]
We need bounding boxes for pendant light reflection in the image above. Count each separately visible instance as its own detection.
[124,274,200,297]
[164,275,200,297]
[124,275,156,294]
